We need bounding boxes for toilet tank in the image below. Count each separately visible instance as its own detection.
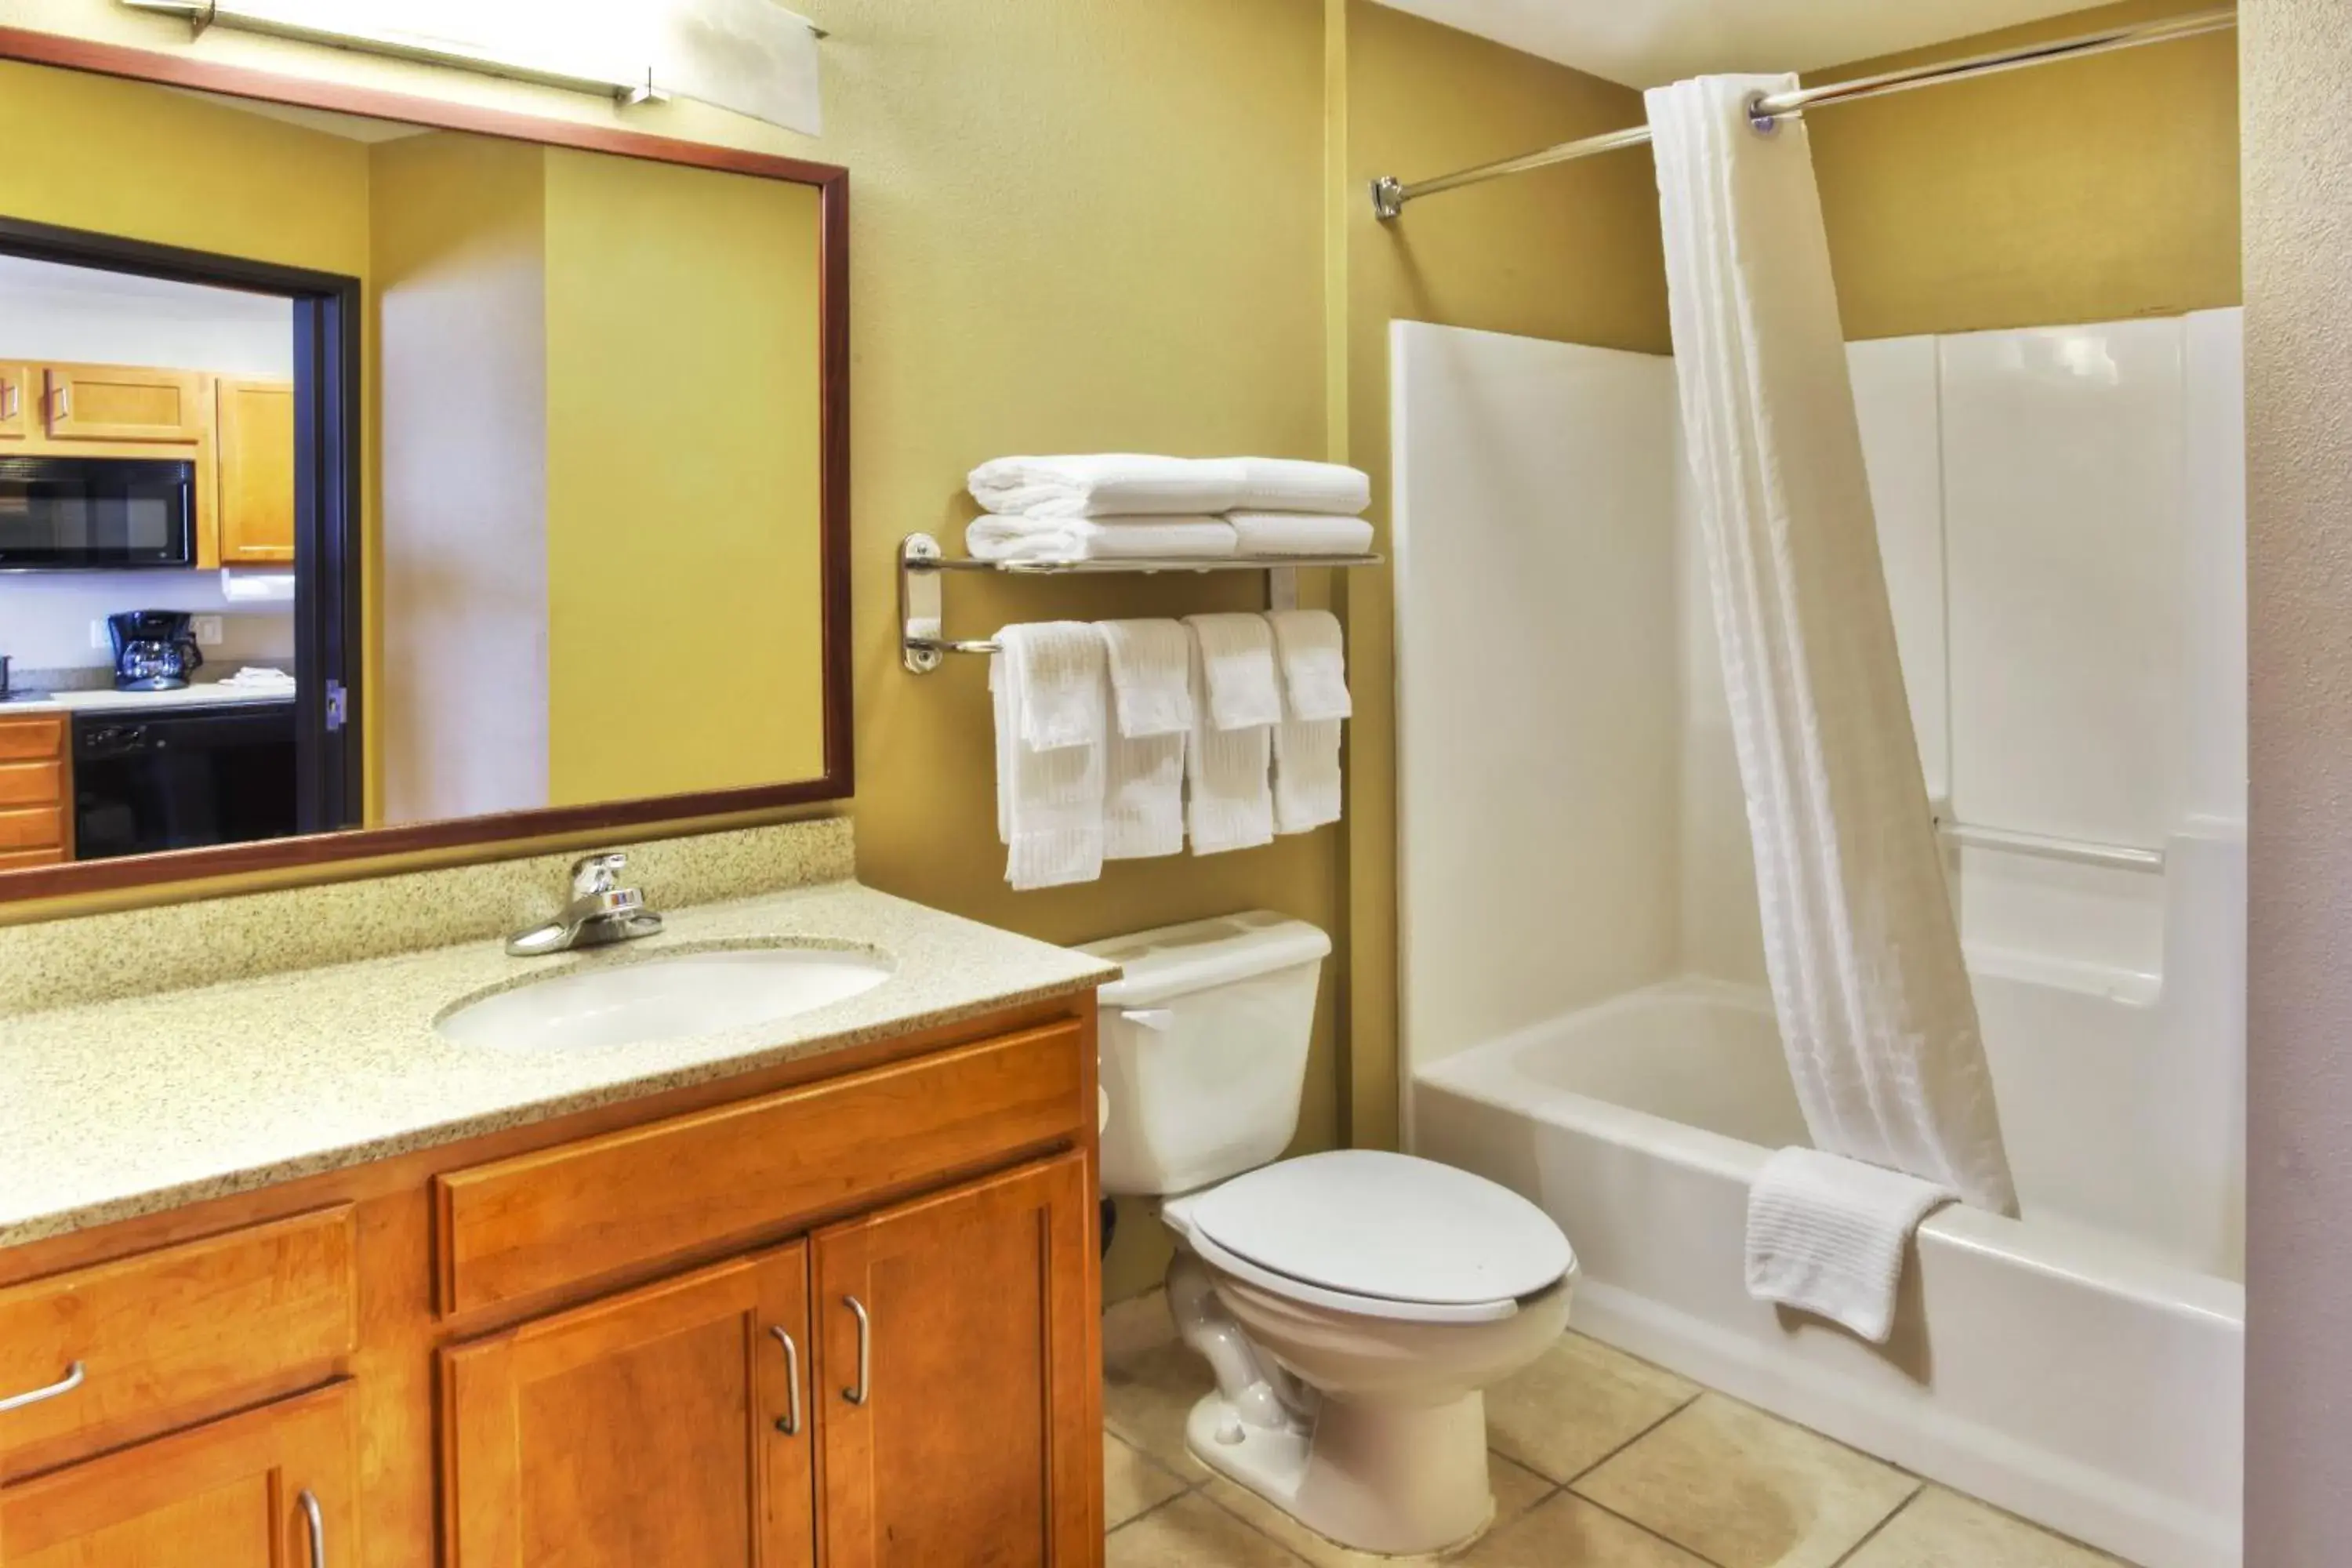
[1085,911,1330,1199]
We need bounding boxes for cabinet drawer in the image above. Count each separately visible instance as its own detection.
[435,1020,1087,1316]
[0,847,63,870]
[0,1207,358,1475]
[0,762,61,809]
[0,807,63,852]
[0,717,62,762]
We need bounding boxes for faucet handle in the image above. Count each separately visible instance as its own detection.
[569,852,628,898]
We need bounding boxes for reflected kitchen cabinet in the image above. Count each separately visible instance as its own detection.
[0,365,31,440]
[42,364,205,444]
[214,378,296,564]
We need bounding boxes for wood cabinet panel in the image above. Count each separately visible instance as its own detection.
[0,1381,356,1568]
[214,378,295,564]
[441,1243,815,1568]
[435,1020,1087,1316]
[0,366,30,441]
[0,1206,358,1476]
[0,808,64,854]
[0,764,60,811]
[814,1151,1100,1568]
[42,365,203,444]
[0,719,62,764]
[0,848,64,871]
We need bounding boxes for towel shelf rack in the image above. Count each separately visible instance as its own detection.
[898,532,1383,673]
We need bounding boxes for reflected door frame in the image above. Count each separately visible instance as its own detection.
[0,213,363,837]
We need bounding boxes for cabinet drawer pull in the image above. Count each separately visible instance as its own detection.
[49,385,67,423]
[770,1325,803,1436]
[0,1359,84,1413]
[299,1488,326,1568]
[842,1295,871,1406]
[2,381,16,421]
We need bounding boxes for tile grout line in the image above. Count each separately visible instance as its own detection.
[1824,1480,1928,1568]
[1557,1385,1707,1490]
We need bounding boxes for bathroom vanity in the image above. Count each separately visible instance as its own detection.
[0,845,1115,1567]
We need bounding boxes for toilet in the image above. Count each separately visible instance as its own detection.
[1089,912,1577,1557]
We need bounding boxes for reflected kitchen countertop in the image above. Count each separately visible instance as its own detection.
[0,681,297,714]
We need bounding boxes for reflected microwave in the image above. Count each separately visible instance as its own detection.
[0,455,198,570]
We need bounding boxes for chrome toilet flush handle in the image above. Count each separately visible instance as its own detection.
[0,1360,85,1414]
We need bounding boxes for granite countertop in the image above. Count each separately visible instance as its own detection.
[0,879,1116,1249]
[0,681,296,714]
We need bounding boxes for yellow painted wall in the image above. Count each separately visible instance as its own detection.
[543,151,826,804]
[1335,0,1671,1152]
[1809,0,2241,339]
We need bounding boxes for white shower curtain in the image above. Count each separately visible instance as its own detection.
[1646,76,2018,1215]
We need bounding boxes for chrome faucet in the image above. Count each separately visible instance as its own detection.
[506,852,665,956]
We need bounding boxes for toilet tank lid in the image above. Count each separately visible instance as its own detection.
[1081,912,1330,1008]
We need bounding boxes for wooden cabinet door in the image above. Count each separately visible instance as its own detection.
[814,1151,1101,1568]
[215,378,296,564]
[42,365,204,443]
[441,1242,815,1568]
[0,1381,355,1567]
[0,367,31,440]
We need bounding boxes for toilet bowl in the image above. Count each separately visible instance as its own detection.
[1087,915,1578,1556]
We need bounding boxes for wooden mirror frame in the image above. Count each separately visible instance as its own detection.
[0,27,851,906]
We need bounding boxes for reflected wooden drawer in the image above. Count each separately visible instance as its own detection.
[0,762,62,809]
[434,1022,1088,1316]
[0,717,62,763]
[0,807,64,852]
[0,1207,359,1477]
[0,847,62,870]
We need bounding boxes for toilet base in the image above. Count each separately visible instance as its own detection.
[1184,1388,1497,1558]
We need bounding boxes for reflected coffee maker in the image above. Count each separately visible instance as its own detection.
[108,610,205,692]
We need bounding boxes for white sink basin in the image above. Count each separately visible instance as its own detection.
[438,946,895,1054]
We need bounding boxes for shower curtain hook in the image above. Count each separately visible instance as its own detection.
[1744,90,1782,136]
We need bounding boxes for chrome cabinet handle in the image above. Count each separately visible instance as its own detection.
[841,1295,871,1406]
[49,384,67,423]
[2,382,16,421]
[299,1489,325,1568]
[0,1361,84,1414]
[770,1325,803,1436]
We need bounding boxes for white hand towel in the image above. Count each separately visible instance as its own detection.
[1265,610,1351,721]
[1185,628,1272,855]
[1099,619,1194,737]
[1000,621,1105,753]
[1272,718,1341,834]
[990,627,1106,891]
[1225,512,1376,557]
[1744,1147,1956,1345]
[1105,730,1185,860]
[1183,613,1283,731]
[966,514,1239,563]
[968,455,1370,519]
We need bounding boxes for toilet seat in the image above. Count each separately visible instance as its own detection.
[1166,1150,1576,1326]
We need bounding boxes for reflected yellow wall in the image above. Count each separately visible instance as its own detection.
[543,152,826,803]
[1809,0,2241,339]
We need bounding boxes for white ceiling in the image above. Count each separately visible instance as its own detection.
[1371,0,2114,88]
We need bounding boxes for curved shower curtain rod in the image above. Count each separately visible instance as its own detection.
[1370,5,2238,220]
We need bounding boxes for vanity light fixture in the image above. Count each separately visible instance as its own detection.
[119,0,826,122]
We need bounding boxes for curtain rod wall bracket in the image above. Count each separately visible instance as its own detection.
[1370,177,1406,222]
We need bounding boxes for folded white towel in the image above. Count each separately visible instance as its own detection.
[1185,628,1273,855]
[1183,613,1283,731]
[966,514,1239,563]
[1000,621,1105,753]
[969,455,1370,520]
[1098,619,1193,738]
[1266,609,1351,721]
[990,626,1107,891]
[1744,1147,1956,1344]
[1226,511,1376,557]
[1272,717,1342,834]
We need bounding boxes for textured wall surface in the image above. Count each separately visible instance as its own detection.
[2243,0,2352,1559]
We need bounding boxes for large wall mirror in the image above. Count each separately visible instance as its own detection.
[0,31,849,904]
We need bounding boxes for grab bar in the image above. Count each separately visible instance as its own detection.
[1933,818,2164,873]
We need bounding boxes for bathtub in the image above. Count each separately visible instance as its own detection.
[1414,978,2243,1568]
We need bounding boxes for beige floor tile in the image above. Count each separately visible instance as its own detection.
[1571,1394,1919,1568]
[1485,1332,1702,1483]
[1455,1491,1713,1566]
[1105,1288,1180,1364]
[1106,1432,1192,1530]
[1198,1453,1557,1565]
[1105,1339,1216,1480]
[1107,1491,1308,1566]
[1842,1486,2131,1567]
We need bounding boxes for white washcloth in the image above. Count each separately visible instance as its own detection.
[1105,730,1185,860]
[1744,1147,1956,1344]
[1183,613,1283,731]
[1000,621,1105,753]
[1272,718,1341,834]
[1266,609,1351,721]
[1185,628,1273,855]
[990,626,1106,891]
[966,514,1238,563]
[1098,619,1194,737]
[1226,511,1376,557]
[969,455,1370,519]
